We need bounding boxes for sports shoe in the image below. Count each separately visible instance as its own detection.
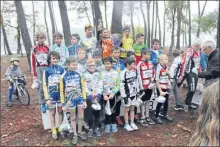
[72,135,78,145]
[111,124,118,133]
[83,122,89,130]
[174,105,184,111]
[105,124,111,134]
[124,124,134,131]
[52,133,58,140]
[116,116,124,125]
[184,104,189,112]
[78,132,87,141]
[164,115,173,122]
[94,128,101,137]
[88,129,93,138]
[7,102,12,107]
[156,117,163,124]
[130,123,138,130]
[189,103,198,109]
[139,118,148,127]
[41,103,46,113]
[146,117,155,125]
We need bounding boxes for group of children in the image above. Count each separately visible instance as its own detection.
[5,24,201,145]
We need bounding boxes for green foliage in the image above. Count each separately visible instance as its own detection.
[134,25,144,35]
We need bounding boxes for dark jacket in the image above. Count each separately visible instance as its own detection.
[198,49,220,87]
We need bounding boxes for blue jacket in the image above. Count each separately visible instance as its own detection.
[68,44,81,57]
[200,52,207,71]
[150,48,163,70]
[112,58,125,72]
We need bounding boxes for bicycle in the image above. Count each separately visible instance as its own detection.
[12,77,30,106]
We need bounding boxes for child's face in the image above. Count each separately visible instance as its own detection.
[111,50,120,59]
[37,35,45,45]
[85,28,93,37]
[160,56,168,66]
[87,62,96,72]
[143,53,151,60]
[50,55,59,65]
[127,62,135,71]
[71,36,79,45]
[54,37,63,45]
[152,42,160,50]
[136,37,144,44]
[104,61,112,71]
[102,30,110,38]
[94,56,102,63]
[123,30,130,37]
[131,55,136,61]
[78,50,86,60]
[13,61,19,66]
[67,62,77,71]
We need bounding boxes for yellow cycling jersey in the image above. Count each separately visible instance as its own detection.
[121,36,134,58]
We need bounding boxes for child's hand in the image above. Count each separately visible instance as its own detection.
[109,93,114,99]
[160,91,166,96]
[104,95,109,101]
[62,106,66,111]
[46,99,51,106]
[83,102,87,109]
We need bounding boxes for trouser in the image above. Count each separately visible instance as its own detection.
[185,72,198,105]
[155,89,169,118]
[171,81,181,106]
[36,66,46,104]
[104,98,117,125]
[115,92,121,117]
[99,95,105,122]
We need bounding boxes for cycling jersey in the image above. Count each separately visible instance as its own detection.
[81,36,97,57]
[111,58,125,73]
[156,64,170,90]
[133,43,146,64]
[169,56,182,81]
[31,44,50,77]
[102,69,120,95]
[120,36,134,58]
[101,39,113,59]
[136,60,155,90]
[68,43,81,57]
[51,44,69,68]
[43,65,65,102]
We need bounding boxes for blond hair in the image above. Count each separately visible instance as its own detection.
[158,54,168,63]
[35,31,46,41]
[86,58,96,65]
[189,80,219,146]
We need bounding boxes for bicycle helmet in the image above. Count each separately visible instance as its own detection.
[10,57,20,62]
[156,96,166,103]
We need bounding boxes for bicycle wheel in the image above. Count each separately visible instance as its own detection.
[17,83,30,105]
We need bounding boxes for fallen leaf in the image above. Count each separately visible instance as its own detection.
[98,142,106,146]
[9,123,13,126]
[172,134,177,138]
[2,134,8,138]
[146,133,151,137]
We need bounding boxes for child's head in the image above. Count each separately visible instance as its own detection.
[136,33,144,44]
[127,51,136,61]
[85,24,93,37]
[123,26,131,37]
[77,48,86,60]
[53,32,63,45]
[173,49,180,58]
[159,54,168,66]
[125,57,135,70]
[47,51,60,65]
[152,39,160,50]
[92,50,102,64]
[111,46,120,59]
[10,57,20,66]
[103,56,112,71]
[86,58,96,72]
[35,31,46,45]
[66,56,78,71]
[141,48,151,60]
[102,28,110,39]
[71,33,80,45]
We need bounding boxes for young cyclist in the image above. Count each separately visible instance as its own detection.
[43,51,65,140]
[68,33,82,58]
[77,48,87,75]
[93,50,105,72]
[155,54,173,124]
[82,58,103,137]
[31,31,50,112]
[133,33,147,65]
[150,39,163,70]
[102,57,120,134]
[51,32,69,68]
[60,57,87,145]
[100,28,113,59]
[137,48,155,126]
[5,57,26,107]
[120,57,139,131]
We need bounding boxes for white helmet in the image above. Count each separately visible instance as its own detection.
[156,96,166,103]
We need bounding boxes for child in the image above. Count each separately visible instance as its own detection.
[169,50,184,111]
[5,57,26,107]
[82,58,103,137]
[31,31,50,112]
[102,57,120,134]
[76,48,87,75]
[136,48,155,126]
[120,57,139,131]
[60,57,87,145]
[133,33,147,65]
[100,28,113,59]
[93,50,105,72]
[43,51,65,139]
[51,32,69,68]
[155,54,173,124]
[150,39,163,70]
[68,33,82,58]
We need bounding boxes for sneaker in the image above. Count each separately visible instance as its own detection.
[111,124,118,133]
[83,122,90,131]
[41,103,46,113]
[139,118,148,127]
[101,122,105,129]
[116,116,124,125]
[78,132,87,141]
[174,105,184,111]
[52,133,58,140]
[105,124,111,134]
[130,123,138,130]
[72,135,78,145]
[164,115,173,122]
[94,128,101,137]
[124,124,134,131]
[146,117,155,125]
[156,117,163,124]
[7,102,12,107]
[189,103,198,109]
[88,129,93,138]
[184,104,189,112]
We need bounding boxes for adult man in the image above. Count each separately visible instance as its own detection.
[198,41,220,87]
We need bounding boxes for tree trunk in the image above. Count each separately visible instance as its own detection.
[176,2,182,49]
[151,1,155,42]
[15,0,32,69]
[44,1,51,46]
[146,1,151,48]
[154,11,157,39]
[156,1,161,43]
[163,1,166,47]
[111,1,123,34]
[185,6,187,46]
[48,1,56,39]
[130,1,135,39]
[32,0,36,45]
[17,26,23,56]
[51,1,58,32]
[83,1,91,25]
[90,1,96,36]
[104,0,108,29]
[196,0,207,38]
[58,0,71,47]
[92,1,102,34]
[169,8,176,54]
[217,1,220,49]
[140,1,147,44]
[188,1,191,47]
[2,26,12,55]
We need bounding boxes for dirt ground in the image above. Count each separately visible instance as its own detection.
[1,55,199,146]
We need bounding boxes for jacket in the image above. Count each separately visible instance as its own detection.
[120,36,134,58]
[112,58,125,73]
[169,56,182,81]
[51,44,69,68]
[68,43,81,57]
[133,43,146,57]
[101,39,113,59]
[5,65,24,81]
[149,48,163,70]
[200,52,208,71]
[156,64,170,90]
